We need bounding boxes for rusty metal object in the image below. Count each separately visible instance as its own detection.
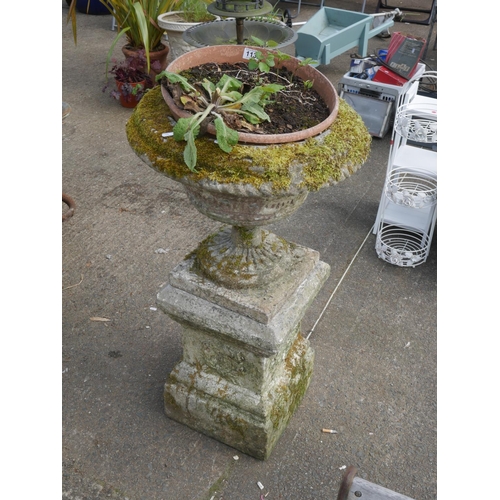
[62,193,76,221]
[337,466,358,500]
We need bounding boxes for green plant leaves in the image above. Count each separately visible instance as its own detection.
[161,54,292,170]
[238,103,270,123]
[173,117,196,141]
[132,2,150,72]
[214,116,239,153]
[217,74,243,93]
[157,71,196,93]
[184,131,198,172]
[248,51,276,73]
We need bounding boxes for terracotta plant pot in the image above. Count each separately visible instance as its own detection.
[115,80,145,108]
[122,43,170,83]
[161,45,339,145]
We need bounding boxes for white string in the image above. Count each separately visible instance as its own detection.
[306,225,374,340]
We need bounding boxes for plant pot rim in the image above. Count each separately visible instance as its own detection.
[157,11,220,30]
[161,45,339,145]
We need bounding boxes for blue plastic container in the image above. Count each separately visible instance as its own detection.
[75,0,111,15]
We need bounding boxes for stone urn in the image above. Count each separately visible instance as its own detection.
[126,45,371,460]
[157,11,221,61]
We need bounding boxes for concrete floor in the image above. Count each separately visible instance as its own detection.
[61,1,437,498]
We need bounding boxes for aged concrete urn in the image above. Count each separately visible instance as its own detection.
[126,46,371,460]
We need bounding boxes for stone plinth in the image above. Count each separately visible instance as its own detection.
[157,234,330,460]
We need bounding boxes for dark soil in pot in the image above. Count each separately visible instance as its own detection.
[159,62,330,135]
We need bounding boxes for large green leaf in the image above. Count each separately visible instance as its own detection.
[214,116,239,153]
[240,103,270,122]
[183,132,198,172]
[173,118,195,141]
[132,2,150,72]
[216,75,243,93]
[157,71,196,92]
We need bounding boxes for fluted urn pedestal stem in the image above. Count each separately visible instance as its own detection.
[195,225,298,289]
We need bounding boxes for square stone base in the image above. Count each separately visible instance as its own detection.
[158,239,330,460]
[164,333,314,460]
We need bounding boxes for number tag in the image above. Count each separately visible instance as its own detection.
[243,47,257,60]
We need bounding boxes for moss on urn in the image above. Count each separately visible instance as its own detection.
[126,85,371,193]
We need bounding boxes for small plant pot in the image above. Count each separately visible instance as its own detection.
[115,80,145,108]
[122,43,170,83]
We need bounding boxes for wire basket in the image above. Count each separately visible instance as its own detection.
[375,224,431,267]
[385,167,437,208]
[394,102,437,143]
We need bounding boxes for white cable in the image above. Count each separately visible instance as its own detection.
[306,225,374,340]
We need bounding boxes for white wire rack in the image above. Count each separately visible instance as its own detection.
[385,167,437,209]
[394,102,437,144]
[375,224,432,267]
[373,71,437,267]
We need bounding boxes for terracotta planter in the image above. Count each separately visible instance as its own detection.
[115,80,145,108]
[121,43,170,83]
[161,45,339,145]
[157,11,221,61]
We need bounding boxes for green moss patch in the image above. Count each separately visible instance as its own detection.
[126,86,371,193]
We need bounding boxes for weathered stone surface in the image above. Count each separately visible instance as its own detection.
[158,257,330,355]
[158,243,330,459]
[167,233,323,325]
[164,332,314,460]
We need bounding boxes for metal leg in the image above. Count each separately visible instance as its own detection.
[376,0,436,25]
[421,2,437,60]
[280,0,324,17]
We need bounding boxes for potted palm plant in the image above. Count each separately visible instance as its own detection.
[68,0,183,80]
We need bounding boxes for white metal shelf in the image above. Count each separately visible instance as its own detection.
[375,223,432,267]
[391,145,437,177]
[377,198,435,233]
[373,70,437,267]
[385,167,437,208]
